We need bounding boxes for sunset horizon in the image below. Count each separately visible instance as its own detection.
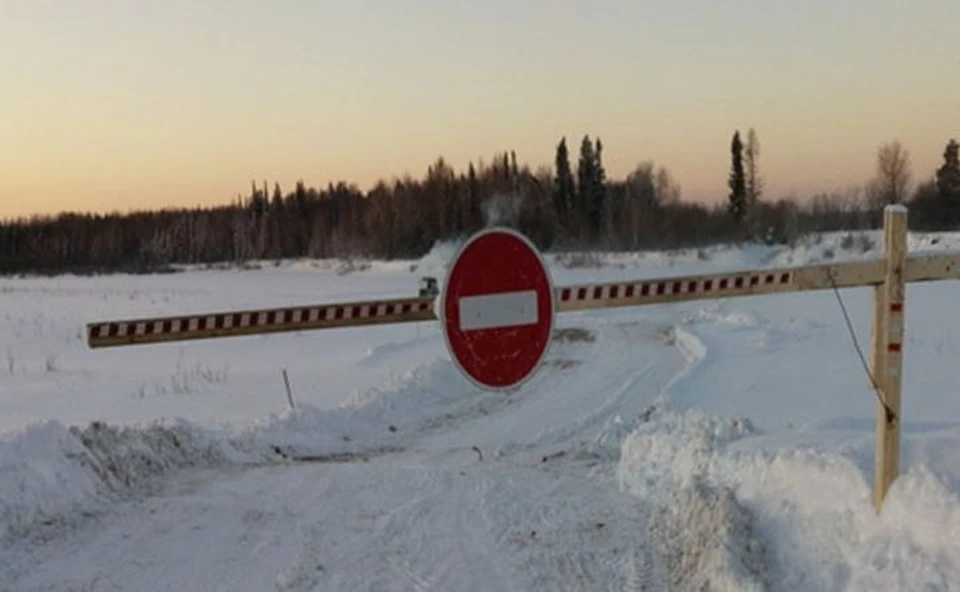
[2,1,956,219]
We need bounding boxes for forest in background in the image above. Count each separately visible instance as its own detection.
[1,134,958,275]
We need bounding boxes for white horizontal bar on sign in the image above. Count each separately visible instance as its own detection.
[458,290,538,331]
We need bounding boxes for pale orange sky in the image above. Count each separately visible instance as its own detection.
[1,0,956,219]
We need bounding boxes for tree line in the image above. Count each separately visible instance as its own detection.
[1,134,958,275]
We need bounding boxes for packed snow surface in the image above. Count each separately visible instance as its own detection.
[1,229,959,590]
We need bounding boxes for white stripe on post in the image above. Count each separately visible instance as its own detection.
[458,290,538,331]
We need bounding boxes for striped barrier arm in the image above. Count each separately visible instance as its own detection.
[554,258,887,312]
[87,296,436,348]
[86,253,960,349]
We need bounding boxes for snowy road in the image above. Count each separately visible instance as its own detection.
[5,234,960,590]
[4,316,687,591]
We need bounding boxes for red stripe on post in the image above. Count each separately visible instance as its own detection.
[890,302,903,313]
[888,343,902,352]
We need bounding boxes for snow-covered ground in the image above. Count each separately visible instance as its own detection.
[1,229,959,590]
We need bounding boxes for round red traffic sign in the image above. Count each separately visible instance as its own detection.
[440,228,555,391]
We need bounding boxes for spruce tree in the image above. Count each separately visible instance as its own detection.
[577,135,597,238]
[936,139,960,202]
[589,138,607,238]
[553,138,575,230]
[728,131,747,223]
[745,128,763,207]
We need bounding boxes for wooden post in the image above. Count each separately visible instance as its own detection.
[874,205,908,512]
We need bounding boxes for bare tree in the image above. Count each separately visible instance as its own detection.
[874,140,912,205]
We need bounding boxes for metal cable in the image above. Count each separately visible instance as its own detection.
[826,270,896,423]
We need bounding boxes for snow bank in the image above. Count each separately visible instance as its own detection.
[652,480,768,591]
[0,418,275,541]
[240,358,475,458]
[0,357,477,542]
[617,409,960,590]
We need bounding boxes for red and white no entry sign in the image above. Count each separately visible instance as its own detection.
[441,227,555,391]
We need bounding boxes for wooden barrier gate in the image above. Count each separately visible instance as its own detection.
[87,206,960,511]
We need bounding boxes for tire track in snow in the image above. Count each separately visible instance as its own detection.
[4,317,689,591]
[414,318,680,461]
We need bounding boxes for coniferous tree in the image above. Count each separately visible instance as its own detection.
[576,135,602,239]
[589,138,607,238]
[728,131,747,223]
[467,162,482,231]
[745,128,763,207]
[553,138,575,231]
[937,139,960,202]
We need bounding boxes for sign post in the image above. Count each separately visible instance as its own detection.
[440,228,555,391]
